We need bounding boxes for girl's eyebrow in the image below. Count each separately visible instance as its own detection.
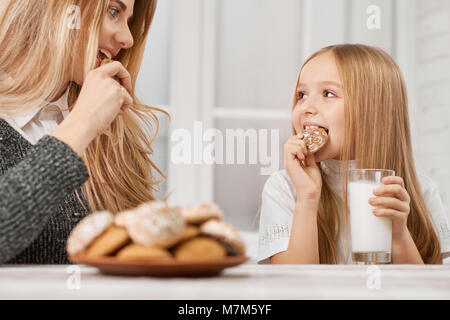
[298,81,342,88]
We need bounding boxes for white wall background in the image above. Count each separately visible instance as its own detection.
[413,0,450,208]
[135,0,450,232]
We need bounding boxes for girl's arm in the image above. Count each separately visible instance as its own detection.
[391,228,424,264]
[369,176,437,264]
[270,200,320,264]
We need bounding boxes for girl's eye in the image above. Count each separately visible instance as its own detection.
[324,90,336,98]
[108,6,120,20]
[296,91,307,100]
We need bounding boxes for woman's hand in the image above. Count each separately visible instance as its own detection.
[51,61,133,156]
[284,133,322,205]
[369,176,411,238]
[70,61,133,136]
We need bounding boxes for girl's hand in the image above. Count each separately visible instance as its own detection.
[369,176,411,238]
[284,133,322,204]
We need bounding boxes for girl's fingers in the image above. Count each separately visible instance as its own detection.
[287,139,308,155]
[382,176,405,188]
[369,196,409,213]
[372,208,403,219]
[286,144,305,161]
[373,184,410,202]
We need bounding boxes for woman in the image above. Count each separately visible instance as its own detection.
[0,0,167,264]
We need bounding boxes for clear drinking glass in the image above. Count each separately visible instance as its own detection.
[348,169,395,264]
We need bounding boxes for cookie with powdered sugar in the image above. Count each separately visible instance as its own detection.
[118,201,185,249]
[182,203,223,225]
[67,211,114,256]
[199,220,246,256]
[303,125,328,155]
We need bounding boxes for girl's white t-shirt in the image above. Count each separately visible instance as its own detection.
[257,158,450,264]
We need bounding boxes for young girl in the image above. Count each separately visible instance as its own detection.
[0,0,167,264]
[258,44,450,264]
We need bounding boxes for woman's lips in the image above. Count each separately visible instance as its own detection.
[96,56,102,67]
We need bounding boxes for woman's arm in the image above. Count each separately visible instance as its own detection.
[0,135,89,264]
[270,200,320,264]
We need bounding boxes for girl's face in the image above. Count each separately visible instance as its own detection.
[72,0,135,85]
[291,51,346,161]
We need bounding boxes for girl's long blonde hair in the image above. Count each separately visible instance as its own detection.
[0,0,169,213]
[291,44,442,264]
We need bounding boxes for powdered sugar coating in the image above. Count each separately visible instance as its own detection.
[115,201,167,227]
[303,126,328,154]
[199,220,246,256]
[182,203,223,224]
[67,211,113,255]
[121,202,185,248]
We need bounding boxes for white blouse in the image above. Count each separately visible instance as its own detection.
[0,87,70,145]
[257,158,450,264]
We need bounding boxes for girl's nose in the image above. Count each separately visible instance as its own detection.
[300,98,318,115]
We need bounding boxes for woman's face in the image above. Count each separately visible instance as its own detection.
[72,0,135,85]
[291,51,346,161]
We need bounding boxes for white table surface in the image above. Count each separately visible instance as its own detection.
[1,263,449,300]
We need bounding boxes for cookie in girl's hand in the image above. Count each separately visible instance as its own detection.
[303,125,328,155]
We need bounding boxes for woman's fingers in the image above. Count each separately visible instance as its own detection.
[101,61,133,93]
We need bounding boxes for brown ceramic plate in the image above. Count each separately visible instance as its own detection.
[68,255,249,277]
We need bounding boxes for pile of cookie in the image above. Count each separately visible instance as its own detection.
[67,201,246,262]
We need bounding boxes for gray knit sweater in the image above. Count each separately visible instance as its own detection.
[0,119,91,264]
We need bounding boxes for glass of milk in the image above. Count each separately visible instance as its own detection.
[348,169,395,264]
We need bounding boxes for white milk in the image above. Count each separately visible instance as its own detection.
[348,180,392,253]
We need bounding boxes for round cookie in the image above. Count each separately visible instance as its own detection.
[83,226,130,258]
[303,126,328,155]
[199,220,246,256]
[115,201,168,227]
[120,202,185,248]
[182,203,223,225]
[117,244,173,261]
[178,225,200,243]
[173,237,226,261]
[67,211,113,256]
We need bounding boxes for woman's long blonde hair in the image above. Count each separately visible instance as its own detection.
[291,44,442,264]
[0,0,169,213]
